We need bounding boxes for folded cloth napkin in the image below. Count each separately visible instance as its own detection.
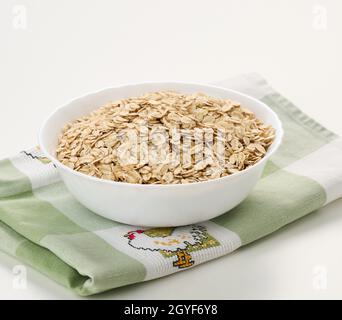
[1,73,342,296]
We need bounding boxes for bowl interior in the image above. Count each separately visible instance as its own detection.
[40,82,283,167]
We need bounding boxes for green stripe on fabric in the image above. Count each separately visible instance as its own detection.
[262,160,280,177]
[0,159,32,198]
[35,182,120,231]
[262,93,337,169]
[0,221,87,292]
[41,232,147,296]
[0,190,85,243]
[212,169,326,245]
[16,239,88,291]
[0,221,26,255]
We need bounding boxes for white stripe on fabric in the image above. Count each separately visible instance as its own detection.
[285,138,342,204]
[95,221,241,281]
[10,148,60,190]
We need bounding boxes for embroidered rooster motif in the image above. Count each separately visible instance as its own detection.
[124,225,218,269]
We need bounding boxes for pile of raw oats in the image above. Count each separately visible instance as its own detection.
[56,91,275,184]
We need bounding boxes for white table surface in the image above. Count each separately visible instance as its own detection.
[0,0,341,300]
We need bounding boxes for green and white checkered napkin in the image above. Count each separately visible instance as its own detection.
[1,74,342,296]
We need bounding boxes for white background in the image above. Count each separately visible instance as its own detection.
[0,0,342,299]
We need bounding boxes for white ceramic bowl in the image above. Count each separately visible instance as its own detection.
[39,82,283,227]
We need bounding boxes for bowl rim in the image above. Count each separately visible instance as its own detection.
[38,81,284,189]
